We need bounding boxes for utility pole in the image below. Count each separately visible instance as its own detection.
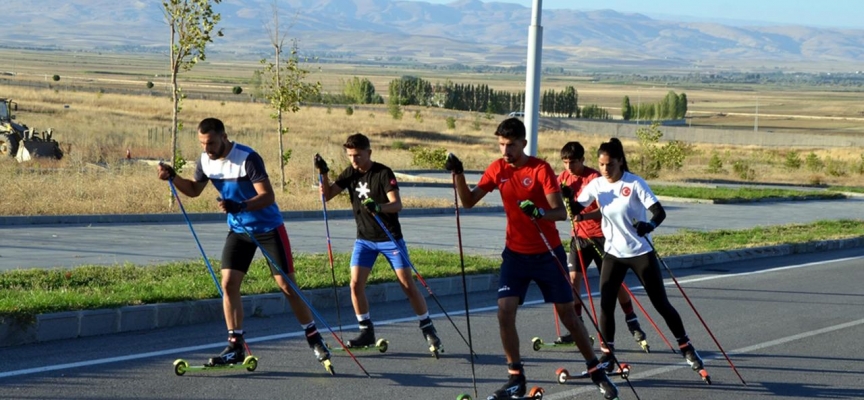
[524,0,543,156]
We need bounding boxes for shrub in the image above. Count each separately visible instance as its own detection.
[52,74,60,82]
[805,152,823,172]
[471,116,482,131]
[732,160,756,181]
[855,155,864,175]
[446,116,456,130]
[388,103,403,120]
[345,106,354,116]
[232,86,243,95]
[706,152,724,174]
[824,157,847,177]
[146,81,154,89]
[409,146,448,169]
[784,151,801,170]
[391,141,408,150]
[414,111,423,123]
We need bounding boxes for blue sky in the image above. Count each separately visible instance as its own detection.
[413,0,862,29]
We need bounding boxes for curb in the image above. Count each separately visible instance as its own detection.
[3,236,863,347]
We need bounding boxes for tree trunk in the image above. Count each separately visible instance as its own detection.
[276,47,285,192]
[169,24,178,209]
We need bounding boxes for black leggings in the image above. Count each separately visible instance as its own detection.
[599,251,686,346]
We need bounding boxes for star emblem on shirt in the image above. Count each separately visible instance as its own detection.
[356,182,371,199]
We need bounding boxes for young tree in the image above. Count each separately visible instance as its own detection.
[677,92,688,119]
[162,0,222,175]
[262,1,321,191]
[621,95,632,120]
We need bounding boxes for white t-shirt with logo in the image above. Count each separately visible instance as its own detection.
[577,172,658,258]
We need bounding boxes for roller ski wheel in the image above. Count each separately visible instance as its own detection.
[429,343,442,359]
[530,336,593,352]
[332,338,389,353]
[697,368,711,384]
[321,358,335,375]
[682,344,710,384]
[637,339,650,353]
[172,355,259,376]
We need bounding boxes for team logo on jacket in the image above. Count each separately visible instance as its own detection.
[621,186,632,197]
[522,177,533,187]
[390,178,398,188]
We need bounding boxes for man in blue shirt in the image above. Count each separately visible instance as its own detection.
[157,118,331,369]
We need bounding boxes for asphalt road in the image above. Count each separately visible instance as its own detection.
[1,194,862,271]
[1,248,862,399]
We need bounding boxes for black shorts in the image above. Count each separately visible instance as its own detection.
[567,236,605,273]
[498,246,573,305]
[221,225,294,274]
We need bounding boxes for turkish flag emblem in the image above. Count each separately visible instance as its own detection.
[621,186,632,197]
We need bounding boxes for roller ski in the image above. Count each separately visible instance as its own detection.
[681,343,711,384]
[455,386,544,400]
[173,334,258,376]
[330,338,389,353]
[307,327,335,375]
[421,318,444,359]
[627,318,650,353]
[531,333,594,351]
[555,362,631,383]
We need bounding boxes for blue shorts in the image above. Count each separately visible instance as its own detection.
[499,245,573,305]
[350,238,410,270]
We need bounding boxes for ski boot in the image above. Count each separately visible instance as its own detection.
[208,334,246,366]
[420,318,444,358]
[306,326,334,375]
[346,320,376,348]
[589,365,620,400]
[554,333,574,345]
[598,343,630,377]
[626,317,650,353]
[681,343,711,384]
[486,364,537,400]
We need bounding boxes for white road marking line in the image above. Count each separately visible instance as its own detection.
[545,317,864,400]
[0,255,860,380]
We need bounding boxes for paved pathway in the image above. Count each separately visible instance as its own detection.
[1,185,862,270]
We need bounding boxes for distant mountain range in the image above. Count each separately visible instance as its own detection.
[5,0,864,69]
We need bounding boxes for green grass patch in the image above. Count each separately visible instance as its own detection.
[653,185,845,202]
[829,185,864,194]
[2,220,863,320]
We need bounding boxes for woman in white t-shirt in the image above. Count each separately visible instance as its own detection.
[573,138,707,379]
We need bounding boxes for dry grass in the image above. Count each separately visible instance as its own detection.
[4,49,864,216]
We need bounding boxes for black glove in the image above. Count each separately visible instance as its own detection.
[634,220,656,237]
[560,183,574,200]
[158,162,176,181]
[362,198,381,214]
[571,207,583,222]
[220,198,247,214]
[314,153,329,174]
[445,153,464,174]
[518,199,545,219]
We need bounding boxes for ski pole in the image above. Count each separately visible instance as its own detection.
[317,166,343,341]
[620,283,677,354]
[451,173,478,399]
[570,213,677,354]
[166,178,222,297]
[227,213,371,378]
[530,219,641,400]
[370,213,478,357]
[638,223,747,385]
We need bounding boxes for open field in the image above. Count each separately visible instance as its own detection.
[2,49,864,216]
